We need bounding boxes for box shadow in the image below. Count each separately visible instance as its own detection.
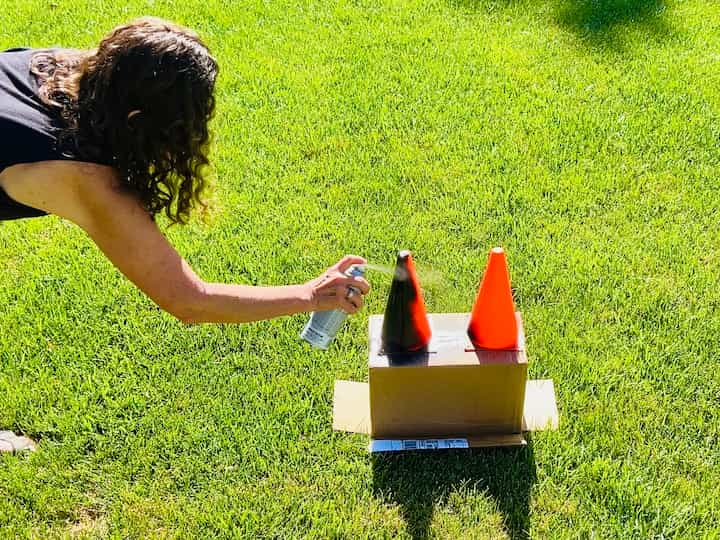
[372,434,536,539]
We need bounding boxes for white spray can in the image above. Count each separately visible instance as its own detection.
[300,265,365,349]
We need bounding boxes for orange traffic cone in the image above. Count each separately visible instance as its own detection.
[467,247,518,350]
[381,250,432,354]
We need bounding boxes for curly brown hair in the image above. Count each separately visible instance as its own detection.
[31,17,218,224]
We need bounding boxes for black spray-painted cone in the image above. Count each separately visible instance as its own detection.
[381,250,432,354]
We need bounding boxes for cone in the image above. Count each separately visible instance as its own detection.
[381,250,432,354]
[467,247,518,350]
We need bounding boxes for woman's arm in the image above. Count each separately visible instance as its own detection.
[0,161,370,323]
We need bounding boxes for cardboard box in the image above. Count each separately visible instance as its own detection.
[369,312,527,438]
[333,312,559,451]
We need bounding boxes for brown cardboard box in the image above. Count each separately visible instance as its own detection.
[333,312,558,450]
[369,312,527,438]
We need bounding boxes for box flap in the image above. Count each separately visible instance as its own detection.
[333,378,559,438]
[333,380,371,434]
[465,433,527,447]
[522,379,559,431]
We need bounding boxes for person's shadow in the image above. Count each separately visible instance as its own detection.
[448,0,673,49]
[372,436,536,539]
[554,0,671,40]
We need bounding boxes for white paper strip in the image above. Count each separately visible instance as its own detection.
[369,438,469,452]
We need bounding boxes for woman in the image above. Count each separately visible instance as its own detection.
[0,17,370,323]
[0,18,370,451]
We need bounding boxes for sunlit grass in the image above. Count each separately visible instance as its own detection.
[2,0,719,537]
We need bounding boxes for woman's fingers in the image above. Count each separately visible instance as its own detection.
[307,255,371,312]
[346,288,363,310]
[322,270,370,296]
[348,276,370,295]
[340,291,361,313]
[333,254,366,273]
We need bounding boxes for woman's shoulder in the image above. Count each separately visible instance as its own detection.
[0,160,139,222]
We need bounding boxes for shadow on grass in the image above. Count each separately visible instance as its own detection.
[554,0,671,45]
[448,0,674,50]
[372,437,536,539]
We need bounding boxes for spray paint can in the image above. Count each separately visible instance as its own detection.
[300,264,366,350]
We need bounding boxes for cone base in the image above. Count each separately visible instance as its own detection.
[379,346,430,367]
[464,344,523,352]
[466,325,519,351]
[465,312,525,352]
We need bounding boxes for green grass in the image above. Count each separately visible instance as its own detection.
[2,0,720,537]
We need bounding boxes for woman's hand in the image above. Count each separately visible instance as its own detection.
[303,255,371,314]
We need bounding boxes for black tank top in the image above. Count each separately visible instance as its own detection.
[0,48,76,220]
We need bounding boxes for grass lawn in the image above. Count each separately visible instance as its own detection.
[2,0,720,537]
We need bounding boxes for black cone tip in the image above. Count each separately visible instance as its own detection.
[394,250,411,280]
